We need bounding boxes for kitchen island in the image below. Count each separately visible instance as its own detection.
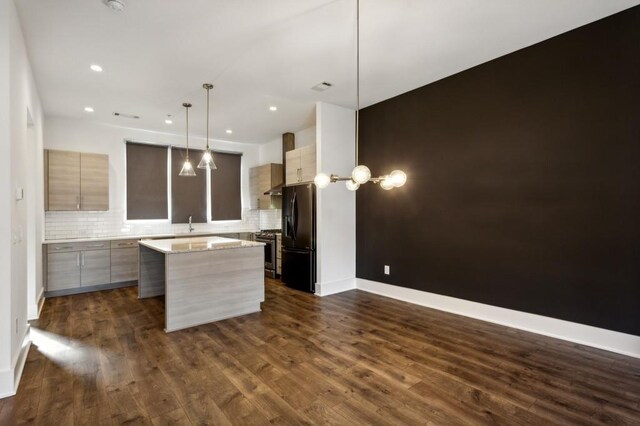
[138,236,265,332]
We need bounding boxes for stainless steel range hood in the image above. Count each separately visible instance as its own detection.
[264,183,284,196]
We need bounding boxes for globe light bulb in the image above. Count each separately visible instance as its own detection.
[380,177,394,190]
[314,173,331,189]
[345,180,360,191]
[351,165,371,184]
[389,170,407,187]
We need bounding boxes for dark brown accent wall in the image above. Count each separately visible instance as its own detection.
[356,6,640,336]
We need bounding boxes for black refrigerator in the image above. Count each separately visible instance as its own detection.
[281,184,316,293]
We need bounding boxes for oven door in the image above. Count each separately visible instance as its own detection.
[256,237,276,270]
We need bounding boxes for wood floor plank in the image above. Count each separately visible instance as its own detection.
[5,279,639,425]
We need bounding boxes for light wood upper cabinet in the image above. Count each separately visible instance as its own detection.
[47,150,81,210]
[285,145,316,185]
[80,153,109,211]
[249,163,283,210]
[45,149,109,211]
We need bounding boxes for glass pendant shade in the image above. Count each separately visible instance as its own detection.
[389,170,407,187]
[198,83,218,171]
[379,177,394,190]
[178,102,196,177]
[197,149,217,170]
[314,173,331,189]
[179,159,196,177]
[345,179,360,191]
[351,165,371,184]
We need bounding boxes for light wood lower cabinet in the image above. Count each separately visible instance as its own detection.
[111,246,138,283]
[276,234,282,275]
[46,241,116,295]
[47,252,81,291]
[81,250,111,286]
[46,248,111,291]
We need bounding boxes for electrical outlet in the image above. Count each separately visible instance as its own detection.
[384,265,390,275]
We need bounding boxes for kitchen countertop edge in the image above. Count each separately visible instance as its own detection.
[42,230,260,245]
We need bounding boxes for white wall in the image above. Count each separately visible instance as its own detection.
[46,116,261,213]
[259,126,316,164]
[44,117,266,238]
[0,0,13,397]
[315,102,356,296]
[0,0,44,398]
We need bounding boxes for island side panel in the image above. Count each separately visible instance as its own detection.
[138,245,166,298]
[165,246,264,332]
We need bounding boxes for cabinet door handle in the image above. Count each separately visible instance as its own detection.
[86,244,105,248]
[76,195,80,210]
[54,246,73,250]
[76,253,80,267]
[81,252,85,267]
[117,242,134,247]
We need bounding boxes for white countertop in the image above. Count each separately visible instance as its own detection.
[139,236,265,254]
[43,230,258,244]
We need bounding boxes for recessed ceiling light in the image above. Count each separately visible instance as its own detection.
[90,64,103,72]
[226,129,233,134]
[84,107,94,113]
[165,119,173,124]
[269,106,277,111]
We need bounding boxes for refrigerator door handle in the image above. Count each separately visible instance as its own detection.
[292,191,298,240]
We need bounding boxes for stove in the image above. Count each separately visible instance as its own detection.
[254,229,281,278]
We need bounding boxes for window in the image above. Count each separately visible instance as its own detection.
[171,147,207,224]
[211,152,242,221]
[126,142,168,220]
[126,143,242,223]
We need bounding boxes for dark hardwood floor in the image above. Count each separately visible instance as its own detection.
[1,278,639,425]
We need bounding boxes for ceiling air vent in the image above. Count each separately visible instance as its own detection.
[104,0,125,12]
[113,112,140,119]
[311,82,333,92]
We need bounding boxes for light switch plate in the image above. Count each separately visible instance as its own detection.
[384,265,390,275]
[15,187,24,201]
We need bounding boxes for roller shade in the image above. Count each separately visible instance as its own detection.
[171,147,207,223]
[126,142,168,220]
[211,152,242,221]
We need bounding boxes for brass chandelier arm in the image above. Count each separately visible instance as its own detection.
[329,174,387,183]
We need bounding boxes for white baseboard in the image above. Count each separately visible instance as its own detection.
[356,278,640,359]
[0,326,31,399]
[28,288,45,320]
[316,277,356,297]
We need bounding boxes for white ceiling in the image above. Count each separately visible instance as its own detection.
[16,0,640,144]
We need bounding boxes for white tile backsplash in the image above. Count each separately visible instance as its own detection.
[45,208,282,240]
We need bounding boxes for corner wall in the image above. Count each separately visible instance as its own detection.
[315,102,356,296]
[1,0,44,398]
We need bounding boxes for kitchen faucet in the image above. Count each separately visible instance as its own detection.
[188,215,195,233]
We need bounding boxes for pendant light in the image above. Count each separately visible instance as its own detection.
[179,102,196,177]
[314,0,406,191]
[197,83,218,170]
